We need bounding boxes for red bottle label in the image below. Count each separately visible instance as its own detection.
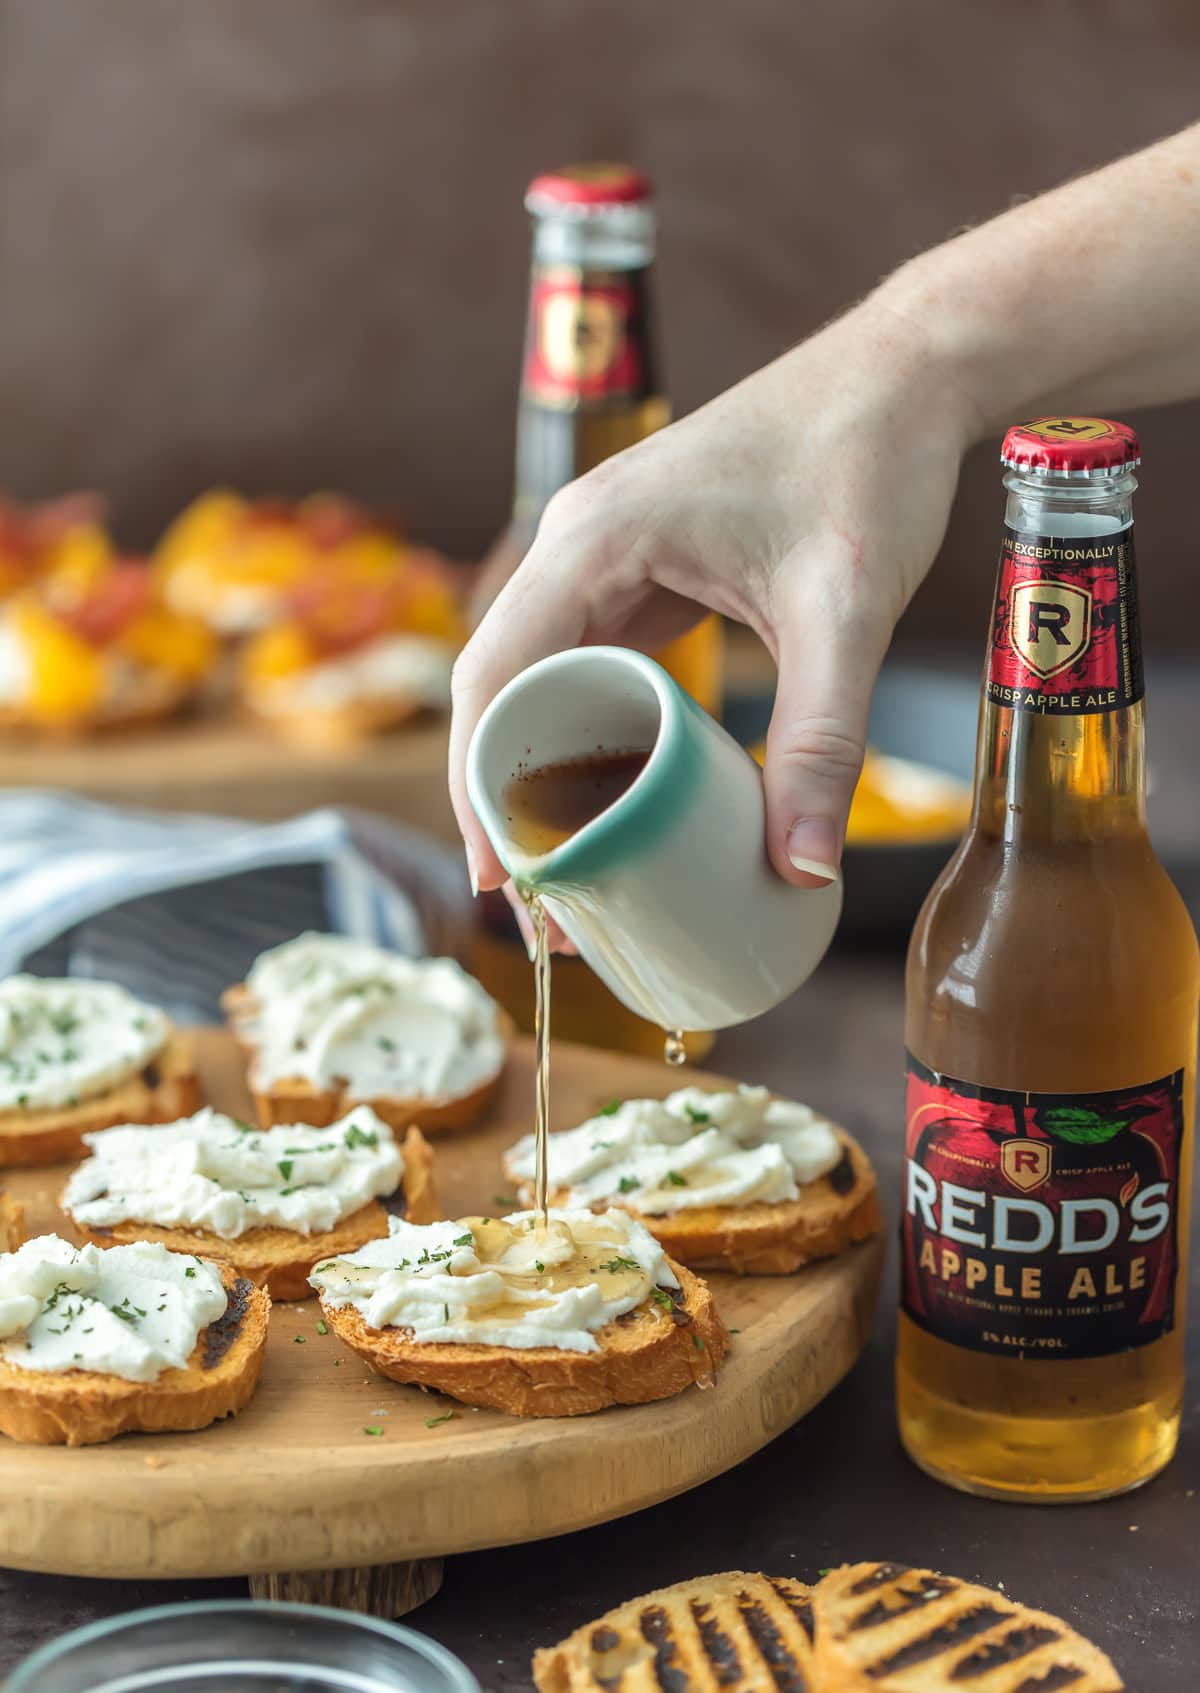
[521,265,650,410]
[902,1054,1183,1360]
[986,524,1143,715]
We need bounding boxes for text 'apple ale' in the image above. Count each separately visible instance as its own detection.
[900,417,1198,1501]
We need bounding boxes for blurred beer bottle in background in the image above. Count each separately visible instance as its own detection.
[472,164,720,1056]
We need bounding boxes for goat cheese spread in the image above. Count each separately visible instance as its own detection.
[253,634,453,714]
[63,1106,401,1239]
[309,1209,676,1353]
[0,976,168,1112]
[244,934,505,1102]
[0,1236,227,1382]
[506,1085,844,1214]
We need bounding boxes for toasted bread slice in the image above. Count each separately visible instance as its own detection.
[533,1571,816,1693]
[812,1563,1123,1691]
[244,693,427,749]
[320,1260,728,1417]
[222,981,512,1136]
[0,671,199,739]
[0,1265,270,1446]
[67,1125,440,1301]
[506,1129,881,1276]
[0,1030,201,1168]
[0,1192,24,1252]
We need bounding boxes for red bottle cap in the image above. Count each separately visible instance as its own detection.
[525,163,652,213]
[1001,417,1140,475]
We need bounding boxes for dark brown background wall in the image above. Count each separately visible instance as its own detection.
[2,0,1199,648]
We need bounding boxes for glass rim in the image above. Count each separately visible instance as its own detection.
[6,1598,481,1693]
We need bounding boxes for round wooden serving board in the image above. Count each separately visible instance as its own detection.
[0,1029,883,1587]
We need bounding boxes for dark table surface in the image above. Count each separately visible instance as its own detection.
[3,941,1197,1690]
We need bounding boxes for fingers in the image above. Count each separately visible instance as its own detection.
[448,524,592,890]
[763,555,894,888]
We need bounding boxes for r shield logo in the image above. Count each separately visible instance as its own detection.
[1009,579,1092,679]
[538,292,622,384]
[1020,417,1114,443]
[1001,1138,1052,1193]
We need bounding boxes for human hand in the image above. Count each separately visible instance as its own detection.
[451,292,977,920]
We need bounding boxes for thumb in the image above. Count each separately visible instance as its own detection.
[763,578,890,888]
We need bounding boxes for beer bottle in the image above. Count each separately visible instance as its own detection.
[900,417,1198,1501]
[478,162,721,714]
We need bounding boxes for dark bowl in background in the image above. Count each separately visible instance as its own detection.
[726,652,1200,944]
[725,662,977,945]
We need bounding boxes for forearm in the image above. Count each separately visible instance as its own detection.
[873,122,1200,437]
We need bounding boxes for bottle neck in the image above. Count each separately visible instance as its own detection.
[972,467,1147,847]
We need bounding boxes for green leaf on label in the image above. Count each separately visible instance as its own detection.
[1036,1106,1132,1146]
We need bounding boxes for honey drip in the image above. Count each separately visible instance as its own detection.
[527,892,552,1232]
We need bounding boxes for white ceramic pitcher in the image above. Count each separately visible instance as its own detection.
[466,646,842,1032]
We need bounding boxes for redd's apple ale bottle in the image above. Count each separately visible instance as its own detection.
[478,163,721,714]
[900,417,1198,1501]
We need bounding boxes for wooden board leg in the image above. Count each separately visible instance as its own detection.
[249,1557,445,1617]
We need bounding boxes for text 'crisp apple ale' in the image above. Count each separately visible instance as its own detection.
[900,417,1198,1502]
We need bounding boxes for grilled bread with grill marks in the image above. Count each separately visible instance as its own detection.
[0,1265,270,1446]
[0,1030,200,1167]
[505,1128,881,1276]
[222,982,512,1136]
[812,1563,1123,1692]
[319,1260,728,1418]
[0,1192,23,1251]
[67,1124,439,1302]
[532,1572,817,1693]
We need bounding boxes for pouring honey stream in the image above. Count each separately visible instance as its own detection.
[504,748,686,1237]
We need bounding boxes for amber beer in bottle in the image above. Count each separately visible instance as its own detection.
[900,417,1198,1501]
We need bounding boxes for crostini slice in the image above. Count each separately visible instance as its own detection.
[812,1563,1123,1692]
[504,1084,881,1275]
[533,1571,816,1693]
[223,932,510,1134]
[0,1192,23,1252]
[0,1236,269,1446]
[61,1106,438,1302]
[0,975,199,1167]
[310,1209,729,1417]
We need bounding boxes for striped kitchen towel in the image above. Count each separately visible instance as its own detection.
[0,791,471,1022]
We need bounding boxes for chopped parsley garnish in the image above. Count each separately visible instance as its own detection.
[294,1335,306,1344]
[277,1159,294,1182]
[650,1287,675,1312]
[818,1567,833,1578]
[693,1334,705,1352]
[15,1094,27,1108]
[110,1298,145,1326]
[363,1425,384,1437]
[232,1118,257,1134]
[599,1255,639,1274]
[314,1261,335,1273]
[417,1247,453,1267]
[344,1123,379,1151]
[492,1193,517,1208]
[424,1411,455,1428]
[598,1099,622,1116]
[665,1170,688,1187]
[284,1144,333,1155]
[534,1260,545,1275]
[376,1035,397,1053]
[618,1175,641,1193]
[316,1320,328,1336]
[684,1104,710,1124]
[591,1140,613,1151]
[279,1186,308,1196]
[452,1233,474,1247]
[443,1303,450,1323]
[184,1267,196,1278]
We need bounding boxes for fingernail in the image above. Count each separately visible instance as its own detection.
[786,820,840,884]
[464,842,479,899]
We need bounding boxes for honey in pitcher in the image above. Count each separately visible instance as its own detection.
[502,748,651,857]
